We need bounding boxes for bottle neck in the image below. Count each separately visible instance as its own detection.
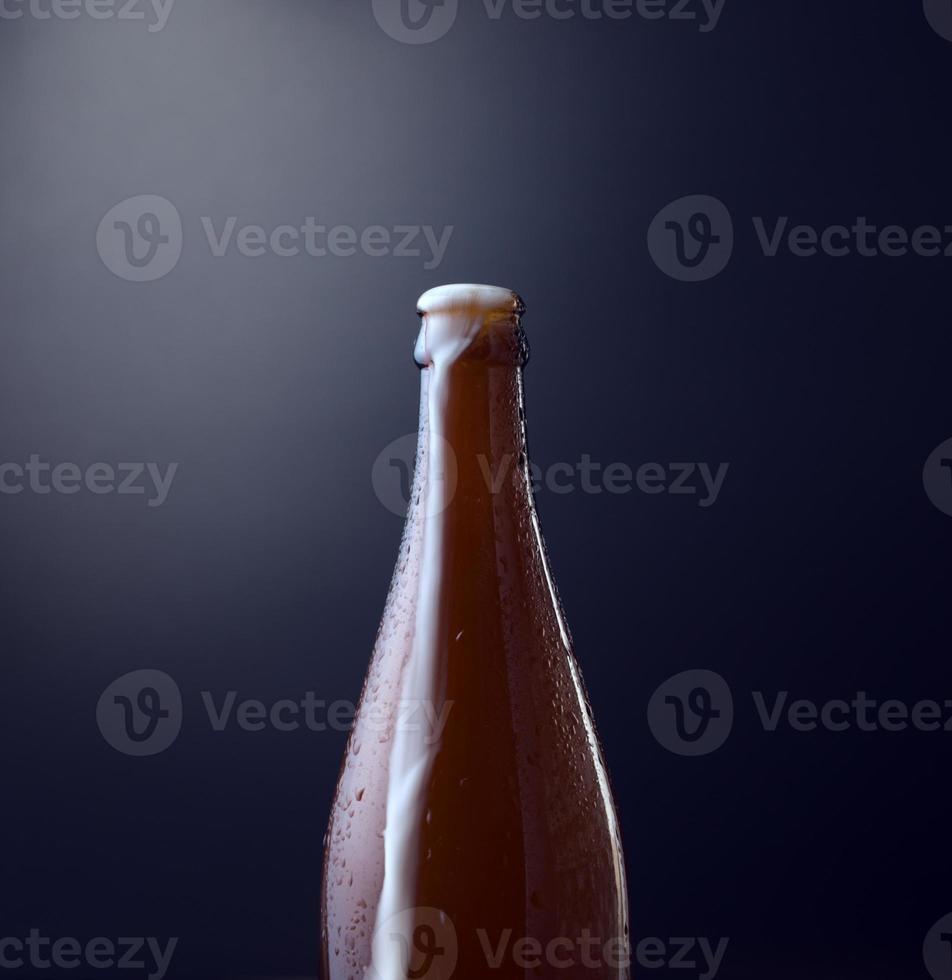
[412,283,530,524]
[405,290,543,651]
[418,359,530,522]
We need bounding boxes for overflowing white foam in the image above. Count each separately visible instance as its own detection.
[370,367,451,979]
[371,285,525,979]
[414,284,522,367]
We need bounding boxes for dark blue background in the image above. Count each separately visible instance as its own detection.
[1,2,949,978]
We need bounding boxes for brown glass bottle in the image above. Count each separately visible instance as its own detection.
[322,285,629,980]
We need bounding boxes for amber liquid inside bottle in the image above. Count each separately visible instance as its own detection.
[323,285,629,980]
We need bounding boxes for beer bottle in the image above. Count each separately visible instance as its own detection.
[322,284,630,980]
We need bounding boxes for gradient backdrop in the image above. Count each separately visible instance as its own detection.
[2,2,951,978]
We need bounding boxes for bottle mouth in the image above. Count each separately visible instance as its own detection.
[416,284,526,320]
[414,284,528,368]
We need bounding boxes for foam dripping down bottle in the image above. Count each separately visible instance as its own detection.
[322,284,630,980]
